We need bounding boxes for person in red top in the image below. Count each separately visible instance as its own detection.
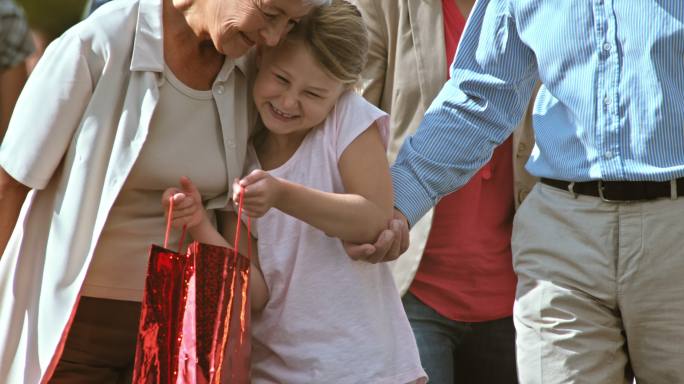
[355,0,536,382]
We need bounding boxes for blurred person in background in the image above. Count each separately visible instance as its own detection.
[0,0,326,382]
[354,0,535,382]
[0,0,33,140]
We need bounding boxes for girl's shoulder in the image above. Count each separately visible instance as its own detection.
[331,91,386,122]
[324,91,390,157]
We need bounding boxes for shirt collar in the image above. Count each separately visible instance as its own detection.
[130,0,164,72]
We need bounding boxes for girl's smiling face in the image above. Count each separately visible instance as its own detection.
[253,39,346,138]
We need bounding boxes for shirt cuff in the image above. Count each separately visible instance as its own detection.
[391,166,437,228]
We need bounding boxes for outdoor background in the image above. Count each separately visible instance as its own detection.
[15,0,89,41]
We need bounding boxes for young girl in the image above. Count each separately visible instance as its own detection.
[165,1,426,382]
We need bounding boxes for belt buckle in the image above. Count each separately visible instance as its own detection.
[597,180,634,203]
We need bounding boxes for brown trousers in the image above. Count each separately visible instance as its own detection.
[49,297,141,384]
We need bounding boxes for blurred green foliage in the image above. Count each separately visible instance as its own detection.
[15,0,88,40]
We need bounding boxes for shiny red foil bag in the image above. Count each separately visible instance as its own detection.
[133,195,251,383]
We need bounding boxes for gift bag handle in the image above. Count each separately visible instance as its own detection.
[164,191,251,256]
[233,188,252,260]
[164,195,187,253]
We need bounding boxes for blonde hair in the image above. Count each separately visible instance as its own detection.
[285,0,368,85]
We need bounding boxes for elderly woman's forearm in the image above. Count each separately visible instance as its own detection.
[0,168,29,256]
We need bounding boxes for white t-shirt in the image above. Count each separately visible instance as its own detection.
[250,91,426,383]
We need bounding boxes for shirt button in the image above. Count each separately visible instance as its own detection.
[604,96,612,106]
[481,167,492,180]
[227,140,236,148]
[604,151,613,159]
[215,84,225,94]
[602,42,612,52]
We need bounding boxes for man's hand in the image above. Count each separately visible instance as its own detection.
[344,209,410,263]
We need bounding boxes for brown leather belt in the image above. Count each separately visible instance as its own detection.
[540,177,684,202]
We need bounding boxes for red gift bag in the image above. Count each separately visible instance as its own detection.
[133,192,252,384]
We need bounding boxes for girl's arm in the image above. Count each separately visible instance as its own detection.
[237,122,393,244]
[186,215,230,248]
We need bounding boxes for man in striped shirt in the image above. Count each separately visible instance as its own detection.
[351,1,684,383]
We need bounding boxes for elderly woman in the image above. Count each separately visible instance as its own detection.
[0,0,327,382]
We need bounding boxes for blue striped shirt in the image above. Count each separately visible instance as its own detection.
[391,0,684,225]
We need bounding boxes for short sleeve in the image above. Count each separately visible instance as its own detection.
[0,1,34,69]
[0,31,93,189]
[332,91,389,160]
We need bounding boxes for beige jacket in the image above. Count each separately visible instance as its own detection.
[0,0,254,381]
[355,0,537,294]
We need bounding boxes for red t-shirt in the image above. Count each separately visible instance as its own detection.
[408,0,517,322]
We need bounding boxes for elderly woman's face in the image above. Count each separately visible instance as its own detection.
[210,0,313,59]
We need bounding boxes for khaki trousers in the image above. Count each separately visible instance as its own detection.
[49,297,141,384]
[512,183,684,384]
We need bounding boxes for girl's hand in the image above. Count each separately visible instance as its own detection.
[161,176,206,229]
[233,169,282,218]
